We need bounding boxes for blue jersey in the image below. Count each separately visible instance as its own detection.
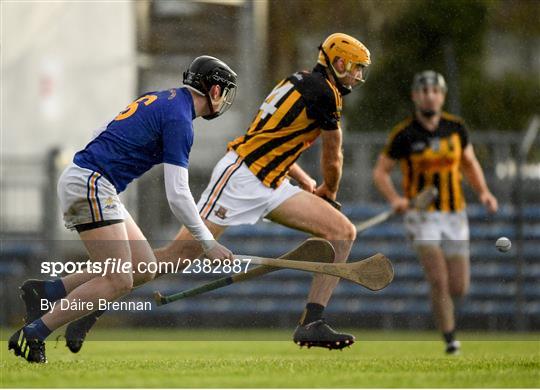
[74,87,195,193]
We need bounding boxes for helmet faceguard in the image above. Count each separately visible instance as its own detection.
[411,71,447,118]
[318,33,371,94]
[183,55,238,120]
[210,81,236,119]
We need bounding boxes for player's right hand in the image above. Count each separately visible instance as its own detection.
[204,241,234,261]
[314,183,337,201]
[391,196,409,213]
[480,191,498,214]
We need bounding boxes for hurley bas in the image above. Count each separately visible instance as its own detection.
[42,298,152,313]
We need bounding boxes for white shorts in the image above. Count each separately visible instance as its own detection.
[404,210,470,257]
[57,163,128,230]
[197,151,303,225]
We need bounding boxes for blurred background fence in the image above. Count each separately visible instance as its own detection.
[1,0,539,331]
[1,128,538,330]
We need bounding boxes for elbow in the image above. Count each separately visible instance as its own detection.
[372,166,384,186]
[167,197,180,217]
[167,188,190,213]
[337,150,344,165]
[372,167,379,181]
[328,161,342,173]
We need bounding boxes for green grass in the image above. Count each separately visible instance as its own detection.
[0,329,538,388]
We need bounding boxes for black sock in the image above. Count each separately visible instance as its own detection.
[443,331,455,344]
[300,303,325,325]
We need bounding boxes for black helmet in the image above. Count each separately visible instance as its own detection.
[183,55,238,120]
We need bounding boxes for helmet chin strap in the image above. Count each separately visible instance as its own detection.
[201,82,220,120]
[319,45,352,96]
[203,94,218,120]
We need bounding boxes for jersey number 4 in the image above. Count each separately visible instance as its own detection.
[115,94,158,121]
[259,82,294,119]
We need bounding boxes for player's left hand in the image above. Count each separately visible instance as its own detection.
[298,177,317,193]
[480,191,498,213]
[204,241,234,261]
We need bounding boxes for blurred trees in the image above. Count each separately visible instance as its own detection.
[358,0,489,131]
[464,0,540,130]
[267,0,540,132]
[352,0,540,132]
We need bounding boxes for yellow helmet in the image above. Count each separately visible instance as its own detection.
[318,33,371,83]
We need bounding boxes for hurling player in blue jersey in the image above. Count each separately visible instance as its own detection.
[9,56,238,363]
[41,33,371,355]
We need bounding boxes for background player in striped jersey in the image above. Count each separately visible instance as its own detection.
[8,56,237,363]
[373,71,498,354]
[66,33,371,351]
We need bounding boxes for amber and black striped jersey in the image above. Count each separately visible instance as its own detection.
[384,112,470,212]
[228,64,342,189]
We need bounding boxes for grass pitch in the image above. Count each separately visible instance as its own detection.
[0,329,538,388]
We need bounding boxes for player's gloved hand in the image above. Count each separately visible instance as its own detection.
[391,196,409,213]
[203,241,234,261]
[479,191,498,213]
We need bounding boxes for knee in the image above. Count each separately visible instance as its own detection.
[144,269,157,283]
[321,219,356,242]
[105,273,134,296]
[116,274,134,295]
[343,221,357,241]
[134,268,156,286]
[144,259,158,281]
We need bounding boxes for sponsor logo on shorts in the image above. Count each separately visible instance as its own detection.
[214,205,228,220]
[104,197,117,210]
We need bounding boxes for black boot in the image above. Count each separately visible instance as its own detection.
[19,279,49,323]
[8,327,47,363]
[293,319,355,350]
[65,310,104,353]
